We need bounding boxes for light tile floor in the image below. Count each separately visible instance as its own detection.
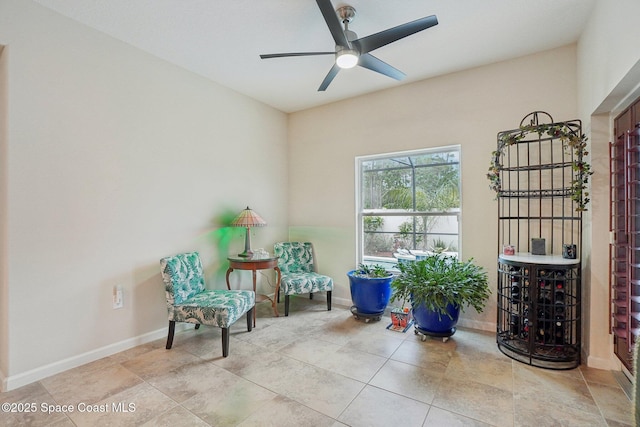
[1,298,634,426]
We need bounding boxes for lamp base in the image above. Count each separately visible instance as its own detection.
[237,250,254,258]
[238,227,254,258]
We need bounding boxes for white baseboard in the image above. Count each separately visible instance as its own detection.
[0,368,6,393]
[457,318,494,333]
[586,354,621,370]
[1,324,188,392]
[328,294,495,333]
[332,295,352,308]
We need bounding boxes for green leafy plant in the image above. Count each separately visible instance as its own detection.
[353,263,392,278]
[429,237,449,254]
[397,221,424,249]
[363,216,384,231]
[391,255,490,318]
[363,216,392,256]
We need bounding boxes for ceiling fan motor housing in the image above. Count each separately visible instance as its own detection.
[337,5,356,23]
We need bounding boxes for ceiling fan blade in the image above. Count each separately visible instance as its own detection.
[358,54,406,81]
[260,52,334,59]
[353,15,438,54]
[318,64,340,91]
[316,0,350,48]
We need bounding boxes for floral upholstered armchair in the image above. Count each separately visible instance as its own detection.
[274,242,333,316]
[160,252,255,357]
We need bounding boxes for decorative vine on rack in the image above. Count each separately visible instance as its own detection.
[487,120,594,211]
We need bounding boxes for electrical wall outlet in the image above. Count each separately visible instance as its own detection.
[113,285,124,309]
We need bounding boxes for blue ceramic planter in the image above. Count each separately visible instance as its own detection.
[412,301,460,334]
[347,271,393,315]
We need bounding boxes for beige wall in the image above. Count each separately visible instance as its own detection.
[581,113,611,369]
[577,0,640,118]
[0,0,288,390]
[577,0,640,369]
[0,44,8,380]
[288,46,578,331]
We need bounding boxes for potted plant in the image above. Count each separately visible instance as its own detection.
[391,254,490,339]
[347,264,394,321]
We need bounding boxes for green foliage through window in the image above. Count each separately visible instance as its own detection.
[358,148,461,261]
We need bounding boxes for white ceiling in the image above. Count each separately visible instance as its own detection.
[33,0,597,113]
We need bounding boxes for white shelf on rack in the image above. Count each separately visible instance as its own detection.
[499,253,580,265]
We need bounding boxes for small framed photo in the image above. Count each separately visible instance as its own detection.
[503,245,515,255]
[531,238,546,255]
[563,244,577,259]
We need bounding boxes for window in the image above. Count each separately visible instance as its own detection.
[356,146,461,269]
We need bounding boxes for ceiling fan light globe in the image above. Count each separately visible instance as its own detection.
[336,50,359,69]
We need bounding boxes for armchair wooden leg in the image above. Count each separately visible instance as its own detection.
[166,321,176,349]
[327,291,332,311]
[285,295,290,316]
[222,327,229,357]
[247,307,254,332]
[309,293,313,300]
[195,324,200,330]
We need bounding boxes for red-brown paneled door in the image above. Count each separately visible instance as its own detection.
[611,100,640,371]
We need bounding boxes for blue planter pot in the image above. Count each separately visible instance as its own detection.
[347,271,393,315]
[412,301,460,335]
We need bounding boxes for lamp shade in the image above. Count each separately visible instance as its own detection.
[231,206,267,228]
[231,206,266,257]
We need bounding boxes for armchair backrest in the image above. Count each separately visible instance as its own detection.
[160,252,206,305]
[274,242,316,274]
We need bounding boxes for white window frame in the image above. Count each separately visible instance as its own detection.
[355,146,462,268]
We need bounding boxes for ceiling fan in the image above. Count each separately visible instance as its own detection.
[259,0,438,91]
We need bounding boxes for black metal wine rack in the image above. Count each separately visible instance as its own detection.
[494,112,583,369]
[497,257,581,369]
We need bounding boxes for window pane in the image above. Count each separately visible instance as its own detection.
[361,152,460,211]
[363,213,459,259]
[358,146,461,265]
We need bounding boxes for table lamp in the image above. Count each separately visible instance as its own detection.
[231,206,267,257]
